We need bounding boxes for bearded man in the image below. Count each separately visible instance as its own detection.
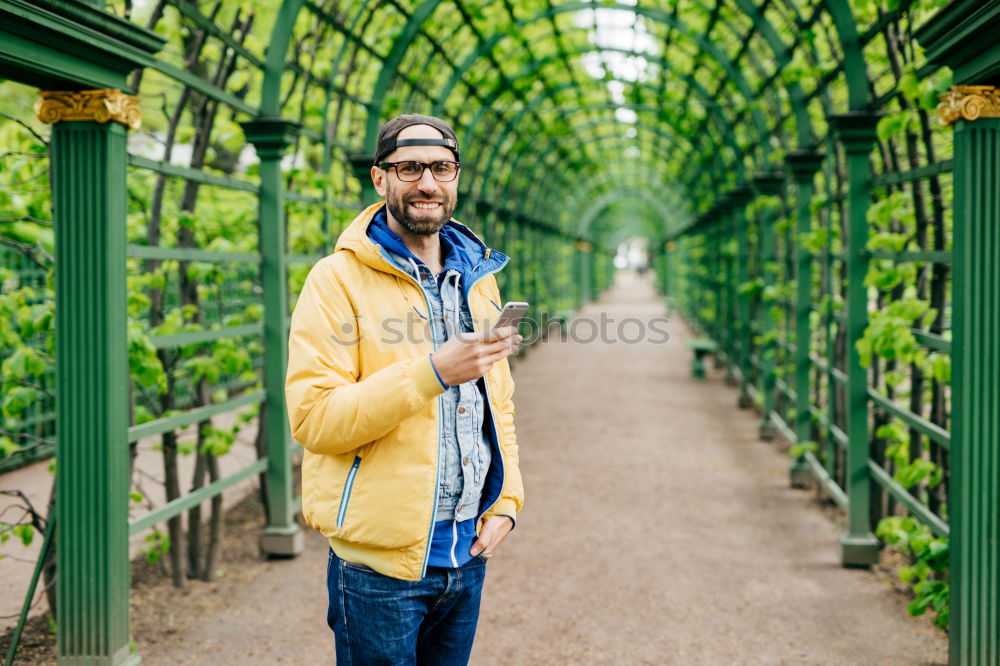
[285,113,524,664]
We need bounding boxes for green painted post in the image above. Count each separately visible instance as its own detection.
[948,109,1000,666]
[753,172,785,439]
[731,186,754,409]
[710,224,723,351]
[350,154,378,206]
[723,199,739,386]
[241,118,304,557]
[5,6,162,663]
[822,157,839,485]
[577,241,592,306]
[609,248,615,291]
[663,240,673,314]
[702,229,712,334]
[512,219,522,302]
[690,232,702,331]
[42,91,137,666]
[526,223,535,317]
[537,229,547,328]
[917,4,1000,660]
[786,151,825,486]
[660,242,667,294]
[715,220,729,369]
[475,200,491,256]
[830,113,881,567]
[721,219,732,365]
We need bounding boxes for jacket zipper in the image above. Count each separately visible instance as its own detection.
[337,455,362,528]
[468,310,507,523]
[377,248,444,578]
[375,246,509,577]
[447,261,510,524]
[450,258,512,524]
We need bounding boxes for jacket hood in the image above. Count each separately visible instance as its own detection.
[335,201,509,290]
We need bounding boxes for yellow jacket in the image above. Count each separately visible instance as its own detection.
[286,202,523,580]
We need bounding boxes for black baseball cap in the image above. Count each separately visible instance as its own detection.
[374,113,460,165]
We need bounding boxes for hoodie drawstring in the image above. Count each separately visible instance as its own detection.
[404,257,430,322]
[401,257,465,340]
[450,273,462,339]
[394,274,426,320]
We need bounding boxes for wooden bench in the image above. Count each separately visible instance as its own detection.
[546,309,576,339]
[686,338,717,379]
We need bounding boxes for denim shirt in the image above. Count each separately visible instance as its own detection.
[384,248,491,523]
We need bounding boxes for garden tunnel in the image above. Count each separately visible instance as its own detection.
[0,0,998,663]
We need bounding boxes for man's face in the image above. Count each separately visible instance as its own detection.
[371,124,459,235]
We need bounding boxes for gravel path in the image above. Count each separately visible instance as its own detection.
[144,271,947,665]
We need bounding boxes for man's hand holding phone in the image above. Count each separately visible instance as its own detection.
[430,302,527,386]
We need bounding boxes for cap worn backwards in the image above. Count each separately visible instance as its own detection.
[374,113,460,165]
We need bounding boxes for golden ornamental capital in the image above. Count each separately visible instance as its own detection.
[35,89,141,129]
[936,85,1000,127]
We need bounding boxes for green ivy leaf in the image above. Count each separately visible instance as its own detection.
[12,523,34,546]
[143,530,170,563]
[877,111,911,141]
[789,441,818,457]
[2,385,40,417]
[0,436,18,457]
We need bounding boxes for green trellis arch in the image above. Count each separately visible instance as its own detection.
[1,1,998,663]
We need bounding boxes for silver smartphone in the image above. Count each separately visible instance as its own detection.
[492,301,529,332]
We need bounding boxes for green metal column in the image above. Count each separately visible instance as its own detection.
[949,108,1000,666]
[709,224,723,346]
[831,113,881,567]
[350,154,378,206]
[475,201,492,256]
[537,229,548,329]
[716,221,728,360]
[5,6,163,663]
[655,242,664,295]
[786,151,825,486]
[731,186,754,409]
[753,172,785,439]
[527,223,537,308]
[716,200,732,381]
[241,119,304,557]
[42,91,136,666]
[822,156,839,486]
[723,200,739,386]
[917,7,1000,658]
[663,240,674,314]
[577,241,592,306]
[520,217,527,303]
[498,207,512,296]
[475,201,488,247]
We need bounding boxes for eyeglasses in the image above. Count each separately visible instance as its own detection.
[379,160,460,182]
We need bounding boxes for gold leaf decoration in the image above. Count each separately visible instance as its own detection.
[936,85,1000,127]
[35,89,141,129]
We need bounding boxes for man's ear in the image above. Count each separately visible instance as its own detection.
[371,165,387,197]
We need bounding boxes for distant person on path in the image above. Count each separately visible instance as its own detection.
[285,113,524,664]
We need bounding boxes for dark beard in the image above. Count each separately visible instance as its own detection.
[386,190,456,236]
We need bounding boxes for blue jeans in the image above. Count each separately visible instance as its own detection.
[326,548,488,665]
